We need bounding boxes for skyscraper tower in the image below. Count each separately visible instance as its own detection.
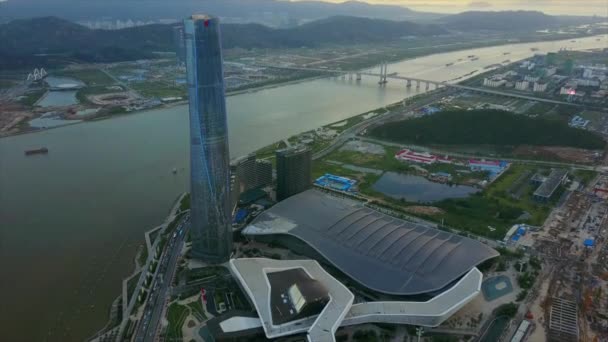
[184,15,232,263]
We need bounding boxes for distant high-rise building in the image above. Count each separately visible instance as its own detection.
[173,24,186,65]
[276,146,312,201]
[184,15,232,263]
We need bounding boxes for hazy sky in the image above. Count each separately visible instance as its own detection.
[299,0,608,16]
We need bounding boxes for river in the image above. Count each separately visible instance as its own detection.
[0,35,605,341]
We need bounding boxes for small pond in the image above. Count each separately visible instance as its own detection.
[372,172,480,203]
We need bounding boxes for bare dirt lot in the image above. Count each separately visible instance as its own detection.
[0,103,33,136]
[404,206,445,216]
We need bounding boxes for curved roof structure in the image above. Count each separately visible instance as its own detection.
[243,190,498,295]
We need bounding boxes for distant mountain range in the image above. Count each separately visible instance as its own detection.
[0,16,446,68]
[439,10,603,31]
[0,0,441,23]
[0,9,603,68]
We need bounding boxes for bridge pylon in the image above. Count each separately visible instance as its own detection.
[378,62,388,85]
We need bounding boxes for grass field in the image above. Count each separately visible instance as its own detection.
[131,81,186,98]
[432,163,554,238]
[55,69,115,86]
[165,303,189,341]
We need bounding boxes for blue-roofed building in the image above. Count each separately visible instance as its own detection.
[234,208,249,224]
[584,239,594,247]
[314,174,357,192]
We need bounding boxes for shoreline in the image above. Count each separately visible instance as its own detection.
[89,192,188,342]
[1,32,603,140]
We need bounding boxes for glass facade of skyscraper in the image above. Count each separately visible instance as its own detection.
[184,15,232,263]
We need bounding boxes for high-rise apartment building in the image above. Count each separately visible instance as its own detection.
[172,24,186,66]
[184,15,232,263]
[231,154,273,193]
[276,146,312,201]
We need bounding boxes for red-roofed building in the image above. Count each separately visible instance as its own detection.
[395,149,437,165]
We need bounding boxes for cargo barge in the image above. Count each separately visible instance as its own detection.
[24,147,48,156]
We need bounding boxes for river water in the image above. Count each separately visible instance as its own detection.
[0,35,605,341]
[37,76,84,107]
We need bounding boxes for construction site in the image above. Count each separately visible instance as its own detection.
[523,178,608,342]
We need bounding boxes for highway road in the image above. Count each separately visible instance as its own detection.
[312,88,453,160]
[133,218,189,342]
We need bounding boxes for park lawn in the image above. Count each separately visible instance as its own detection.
[312,158,384,187]
[165,303,189,340]
[126,272,141,303]
[137,246,148,268]
[187,300,206,322]
[434,163,552,239]
[55,69,115,86]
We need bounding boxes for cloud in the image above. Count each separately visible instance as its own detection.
[468,1,492,8]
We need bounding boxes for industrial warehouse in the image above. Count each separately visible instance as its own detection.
[204,189,500,341]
